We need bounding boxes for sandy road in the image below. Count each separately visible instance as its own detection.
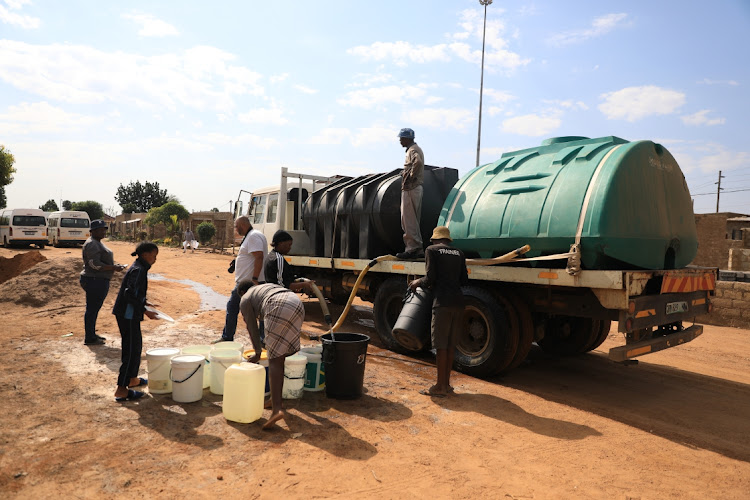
[0,241,748,499]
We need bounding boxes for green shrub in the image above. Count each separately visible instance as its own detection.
[197,222,216,244]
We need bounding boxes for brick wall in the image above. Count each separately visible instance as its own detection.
[696,281,750,329]
[692,212,746,268]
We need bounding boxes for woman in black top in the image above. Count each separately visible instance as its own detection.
[264,230,314,293]
[112,242,159,402]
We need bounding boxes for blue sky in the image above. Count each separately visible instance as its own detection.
[0,0,748,215]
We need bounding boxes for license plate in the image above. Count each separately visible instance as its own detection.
[666,301,688,314]
[24,231,36,235]
[70,231,80,235]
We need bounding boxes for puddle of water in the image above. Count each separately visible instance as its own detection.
[149,273,228,311]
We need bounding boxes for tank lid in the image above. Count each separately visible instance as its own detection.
[541,136,590,146]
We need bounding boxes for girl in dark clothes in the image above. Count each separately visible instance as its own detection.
[112,242,159,401]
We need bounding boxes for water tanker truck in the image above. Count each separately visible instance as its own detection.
[238,136,715,377]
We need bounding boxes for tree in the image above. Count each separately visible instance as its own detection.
[196,221,216,244]
[211,207,219,213]
[115,180,170,213]
[144,201,190,236]
[62,200,72,210]
[71,200,105,220]
[0,145,17,210]
[39,199,59,211]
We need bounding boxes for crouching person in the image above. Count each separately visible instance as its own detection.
[240,282,305,429]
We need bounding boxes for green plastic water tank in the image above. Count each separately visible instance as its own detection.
[439,136,697,270]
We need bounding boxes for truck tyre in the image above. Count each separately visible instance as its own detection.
[454,286,516,378]
[504,295,534,371]
[538,316,598,356]
[585,320,612,352]
[373,276,417,354]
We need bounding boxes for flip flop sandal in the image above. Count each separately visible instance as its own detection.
[115,390,145,402]
[129,377,148,388]
[419,388,447,398]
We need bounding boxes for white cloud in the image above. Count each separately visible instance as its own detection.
[338,85,427,109]
[502,114,561,136]
[681,110,725,126]
[0,41,264,112]
[0,1,39,29]
[237,102,288,125]
[697,78,739,86]
[270,73,289,84]
[122,13,179,37]
[347,9,529,73]
[599,85,685,122]
[351,125,396,147]
[198,132,277,149]
[672,142,750,174]
[401,107,475,131]
[347,72,393,88]
[483,88,515,103]
[549,13,628,46]
[543,99,588,111]
[0,101,101,134]
[293,84,317,95]
[308,128,351,145]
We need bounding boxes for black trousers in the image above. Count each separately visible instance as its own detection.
[116,316,143,388]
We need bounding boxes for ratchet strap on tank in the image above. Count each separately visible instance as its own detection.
[566,144,624,276]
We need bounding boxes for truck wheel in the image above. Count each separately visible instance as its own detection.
[454,286,515,378]
[504,295,534,371]
[538,316,598,356]
[2,236,6,248]
[585,320,612,352]
[373,277,416,354]
[53,238,60,248]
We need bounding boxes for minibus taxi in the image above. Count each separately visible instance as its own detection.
[0,208,48,248]
[47,211,91,247]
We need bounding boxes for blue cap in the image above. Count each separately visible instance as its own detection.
[397,128,415,139]
[90,220,107,230]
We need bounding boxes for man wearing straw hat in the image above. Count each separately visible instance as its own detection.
[408,226,468,397]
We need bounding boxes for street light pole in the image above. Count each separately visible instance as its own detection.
[476,0,492,168]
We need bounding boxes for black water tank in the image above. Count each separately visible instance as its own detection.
[303,166,458,259]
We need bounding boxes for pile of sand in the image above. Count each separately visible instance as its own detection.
[0,251,47,285]
[0,256,123,307]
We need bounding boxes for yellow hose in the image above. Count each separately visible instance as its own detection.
[293,278,332,325]
[466,244,531,266]
[328,254,398,336]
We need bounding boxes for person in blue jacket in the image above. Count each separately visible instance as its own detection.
[112,241,159,402]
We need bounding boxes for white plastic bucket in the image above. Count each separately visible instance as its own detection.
[181,345,212,389]
[223,363,265,424]
[300,347,325,392]
[209,349,242,395]
[212,341,243,352]
[146,347,181,394]
[282,354,307,399]
[170,354,205,403]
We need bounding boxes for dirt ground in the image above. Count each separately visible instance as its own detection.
[1,241,749,499]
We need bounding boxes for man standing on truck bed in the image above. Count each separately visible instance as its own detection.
[408,226,468,397]
[397,127,425,260]
[215,216,268,343]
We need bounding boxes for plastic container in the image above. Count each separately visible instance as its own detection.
[392,287,432,352]
[223,363,265,424]
[242,349,270,396]
[299,347,325,392]
[181,345,212,389]
[321,333,370,399]
[439,136,698,270]
[212,341,244,352]
[146,347,181,394]
[170,354,205,403]
[209,349,242,395]
[282,354,307,399]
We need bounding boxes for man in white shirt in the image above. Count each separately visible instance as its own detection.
[216,216,268,342]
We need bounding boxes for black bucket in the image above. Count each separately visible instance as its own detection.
[321,332,370,399]
[392,287,432,351]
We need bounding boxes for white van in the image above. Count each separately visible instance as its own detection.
[0,208,48,248]
[47,211,91,247]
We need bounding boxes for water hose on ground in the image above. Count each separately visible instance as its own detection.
[293,278,332,326]
[326,254,399,340]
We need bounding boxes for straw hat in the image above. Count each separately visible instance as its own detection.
[430,226,452,241]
